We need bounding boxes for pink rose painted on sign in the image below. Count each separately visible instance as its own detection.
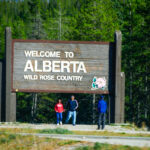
[96,77,106,88]
[91,77,107,90]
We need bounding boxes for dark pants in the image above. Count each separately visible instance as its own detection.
[98,113,106,129]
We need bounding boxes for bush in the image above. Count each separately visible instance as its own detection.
[94,142,102,150]
[76,146,90,150]
[39,128,72,134]
[8,134,17,140]
[0,138,8,144]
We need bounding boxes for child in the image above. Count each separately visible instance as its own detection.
[54,99,64,125]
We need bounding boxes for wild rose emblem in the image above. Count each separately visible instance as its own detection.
[91,77,107,90]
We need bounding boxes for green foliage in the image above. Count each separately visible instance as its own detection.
[0,133,17,144]
[75,142,146,150]
[39,128,72,134]
[72,0,119,41]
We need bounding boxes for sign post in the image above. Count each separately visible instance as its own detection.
[5,27,16,122]
[114,31,125,123]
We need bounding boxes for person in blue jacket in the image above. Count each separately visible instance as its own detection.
[97,95,107,130]
[65,95,78,126]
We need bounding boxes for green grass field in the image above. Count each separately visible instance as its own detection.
[0,127,150,137]
[0,132,150,150]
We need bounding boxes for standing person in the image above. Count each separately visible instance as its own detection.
[65,95,78,126]
[54,99,64,125]
[97,95,107,130]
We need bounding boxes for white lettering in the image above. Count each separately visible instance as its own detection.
[24,75,38,80]
[35,60,42,72]
[43,61,51,72]
[65,52,74,58]
[39,75,54,80]
[24,60,87,73]
[52,61,60,72]
[61,61,70,72]
[24,51,61,58]
[77,62,87,73]
[57,75,83,81]
[24,60,34,72]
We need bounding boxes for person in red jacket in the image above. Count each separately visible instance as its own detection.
[54,99,64,125]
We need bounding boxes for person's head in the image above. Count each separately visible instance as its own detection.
[71,95,75,100]
[58,99,62,103]
[100,95,104,100]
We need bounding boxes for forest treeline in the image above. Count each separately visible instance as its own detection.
[0,0,149,126]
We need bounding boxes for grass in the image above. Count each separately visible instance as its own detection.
[73,130,150,137]
[0,132,149,150]
[109,123,147,131]
[0,132,80,150]
[0,127,150,137]
[0,127,73,135]
[75,142,150,150]
[39,128,73,134]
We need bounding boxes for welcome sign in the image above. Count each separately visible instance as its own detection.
[12,40,112,93]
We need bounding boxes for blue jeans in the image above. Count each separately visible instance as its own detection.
[56,112,63,124]
[65,111,76,125]
[98,113,106,129]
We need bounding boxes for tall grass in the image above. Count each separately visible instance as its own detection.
[0,133,17,144]
[0,133,79,150]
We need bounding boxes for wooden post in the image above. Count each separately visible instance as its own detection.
[92,94,96,124]
[114,31,123,123]
[0,62,2,121]
[120,72,125,123]
[108,95,111,124]
[5,27,16,122]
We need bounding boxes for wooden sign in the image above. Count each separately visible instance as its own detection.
[12,40,114,93]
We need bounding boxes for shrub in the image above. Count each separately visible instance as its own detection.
[39,128,72,134]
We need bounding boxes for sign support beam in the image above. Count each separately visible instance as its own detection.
[114,31,124,123]
[120,72,125,123]
[0,62,2,121]
[5,27,16,122]
[92,94,96,124]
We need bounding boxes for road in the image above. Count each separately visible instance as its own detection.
[19,133,150,147]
